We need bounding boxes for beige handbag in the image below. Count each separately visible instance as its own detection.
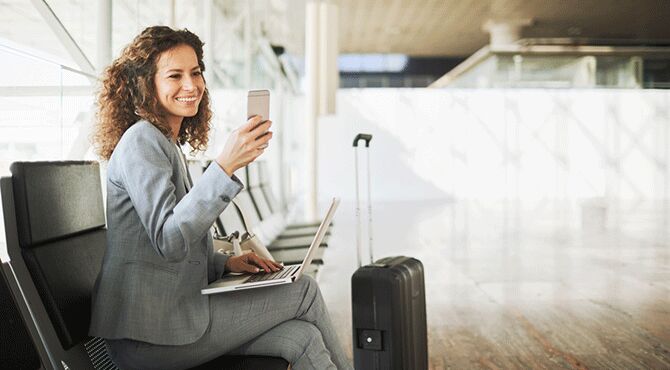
[212,231,242,256]
[230,200,275,261]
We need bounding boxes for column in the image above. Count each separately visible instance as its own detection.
[96,0,112,72]
[305,0,338,219]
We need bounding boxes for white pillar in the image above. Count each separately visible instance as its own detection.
[318,1,338,115]
[199,0,216,85]
[305,0,339,219]
[244,2,252,88]
[96,0,112,72]
[169,0,177,28]
[305,0,320,220]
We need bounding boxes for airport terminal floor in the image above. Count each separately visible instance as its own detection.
[318,200,670,369]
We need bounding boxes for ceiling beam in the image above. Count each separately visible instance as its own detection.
[30,0,96,77]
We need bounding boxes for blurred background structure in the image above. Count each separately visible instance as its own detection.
[2,0,670,211]
[1,1,669,368]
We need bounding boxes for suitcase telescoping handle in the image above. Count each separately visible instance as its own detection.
[352,133,372,148]
[353,133,373,268]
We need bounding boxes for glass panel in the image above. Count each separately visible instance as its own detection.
[0,45,93,176]
[44,0,97,65]
[60,68,94,159]
[0,47,61,177]
[111,0,169,58]
[447,53,660,89]
[0,0,77,68]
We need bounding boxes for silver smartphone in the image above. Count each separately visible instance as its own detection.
[247,90,270,122]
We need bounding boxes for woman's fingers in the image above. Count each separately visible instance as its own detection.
[256,133,273,150]
[256,130,273,143]
[245,115,264,131]
[231,254,283,274]
[248,254,276,273]
[216,119,273,175]
[265,258,281,272]
[249,120,272,139]
[238,260,260,273]
[259,259,282,272]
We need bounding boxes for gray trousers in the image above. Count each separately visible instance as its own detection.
[106,275,352,370]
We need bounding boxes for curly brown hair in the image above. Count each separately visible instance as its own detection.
[93,26,212,160]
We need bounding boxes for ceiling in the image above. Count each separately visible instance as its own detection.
[2,0,670,72]
[336,0,670,57]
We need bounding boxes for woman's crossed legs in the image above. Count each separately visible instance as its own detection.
[106,275,351,370]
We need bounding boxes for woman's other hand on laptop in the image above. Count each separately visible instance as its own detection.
[225,253,283,274]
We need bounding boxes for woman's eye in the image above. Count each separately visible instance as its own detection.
[169,74,180,79]
[193,71,202,77]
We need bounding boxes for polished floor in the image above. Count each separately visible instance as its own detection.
[318,200,670,369]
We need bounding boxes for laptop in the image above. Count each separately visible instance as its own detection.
[201,198,340,294]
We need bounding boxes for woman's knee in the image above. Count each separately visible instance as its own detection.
[276,321,325,362]
[293,275,326,316]
[295,274,320,298]
[297,320,324,347]
[296,274,316,288]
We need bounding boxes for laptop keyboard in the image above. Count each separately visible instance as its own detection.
[245,265,299,283]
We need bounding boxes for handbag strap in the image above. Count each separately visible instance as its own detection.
[231,199,255,238]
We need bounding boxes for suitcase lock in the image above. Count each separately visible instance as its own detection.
[357,329,383,351]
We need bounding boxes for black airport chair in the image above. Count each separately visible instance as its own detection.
[255,161,332,231]
[0,161,288,370]
[245,163,330,239]
[187,161,326,265]
[235,188,329,251]
[216,189,326,266]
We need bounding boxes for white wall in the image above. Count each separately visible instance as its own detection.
[315,89,670,204]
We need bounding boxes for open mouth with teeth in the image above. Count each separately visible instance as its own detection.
[175,96,198,103]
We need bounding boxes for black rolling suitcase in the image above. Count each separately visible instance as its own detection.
[350,134,428,370]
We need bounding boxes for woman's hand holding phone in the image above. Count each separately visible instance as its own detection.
[215,115,272,177]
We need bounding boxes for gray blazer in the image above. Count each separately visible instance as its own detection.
[89,121,242,345]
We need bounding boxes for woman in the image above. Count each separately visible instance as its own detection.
[89,26,351,370]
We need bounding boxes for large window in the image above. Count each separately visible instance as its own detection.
[0,44,95,177]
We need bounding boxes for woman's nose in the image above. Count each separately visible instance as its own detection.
[182,77,195,91]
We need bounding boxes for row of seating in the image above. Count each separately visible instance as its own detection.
[0,161,292,369]
[189,161,332,275]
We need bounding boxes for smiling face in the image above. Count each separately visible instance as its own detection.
[154,44,205,136]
